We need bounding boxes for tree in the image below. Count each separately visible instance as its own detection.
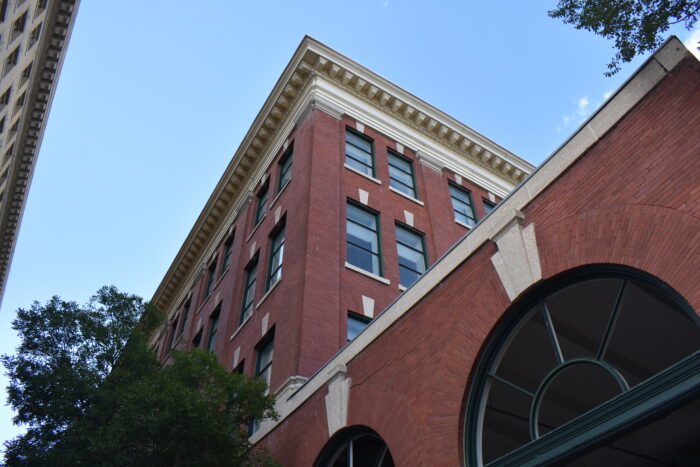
[549,0,700,75]
[2,287,278,466]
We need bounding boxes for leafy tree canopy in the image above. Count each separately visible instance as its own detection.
[2,286,278,466]
[549,0,700,75]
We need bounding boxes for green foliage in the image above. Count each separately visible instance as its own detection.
[549,0,700,75]
[2,287,278,466]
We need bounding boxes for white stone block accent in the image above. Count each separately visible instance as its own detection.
[358,189,369,205]
[214,292,221,306]
[361,295,375,318]
[490,214,542,301]
[395,142,404,154]
[488,192,496,202]
[454,174,463,185]
[325,365,351,437]
[403,210,414,227]
[283,139,289,151]
[274,206,282,224]
[233,347,241,367]
[262,313,269,336]
[355,122,365,133]
[250,241,256,259]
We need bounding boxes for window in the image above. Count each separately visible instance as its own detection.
[254,184,269,226]
[388,151,417,198]
[4,46,19,73]
[11,10,27,39]
[345,128,374,176]
[347,312,371,342]
[465,269,700,466]
[449,183,477,227]
[192,329,202,349]
[0,1,7,22]
[277,145,293,192]
[178,300,191,336]
[220,235,234,276]
[315,427,395,467]
[204,259,217,297]
[233,360,245,374]
[13,91,24,114]
[266,225,285,290]
[0,86,11,108]
[20,61,31,85]
[27,22,40,48]
[0,117,5,134]
[165,316,178,351]
[346,203,381,275]
[255,337,274,390]
[205,308,220,353]
[395,224,427,287]
[240,260,258,323]
[483,199,496,216]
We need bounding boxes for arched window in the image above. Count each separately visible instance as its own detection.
[465,267,700,466]
[315,426,395,467]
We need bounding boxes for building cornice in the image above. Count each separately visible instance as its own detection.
[0,0,81,305]
[150,36,534,316]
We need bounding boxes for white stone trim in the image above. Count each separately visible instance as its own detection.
[256,279,281,309]
[325,367,351,437]
[344,163,382,185]
[389,186,424,206]
[361,295,375,318]
[358,188,369,205]
[344,262,390,285]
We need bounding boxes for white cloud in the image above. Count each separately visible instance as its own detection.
[683,27,700,60]
[557,91,610,132]
[603,90,614,100]
[576,96,590,116]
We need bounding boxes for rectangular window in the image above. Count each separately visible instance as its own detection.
[4,46,19,75]
[233,360,245,374]
[192,329,202,349]
[254,184,269,226]
[396,224,427,287]
[346,203,381,275]
[240,260,258,323]
[449,183,477,227]
[205,308,220,353]
[345,128,374,176]
[27,22,40,48]
[388,151,417,198]
[165,316,178,351]
[204,259,217,297]
[277,145,293,192]
[347,312,371,342]
[11,10,26,38]
[483,199,496,216]
[255,338,274,390]
[178,300,191,336]
[220,235,234,276]
[266,225,285,290]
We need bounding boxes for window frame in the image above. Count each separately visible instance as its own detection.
[395,223,428,287]
[240,259,258,324]
[347,311,372,342]
[266,222,285,290]
[345,127,375,177]
[388,150,418,199]
[449,182,478,227]
[205,307,220,353]
[203,258,217,297]
[254,183,269,226]
[483,198,496,216]
[345,201,383,277]
[220,234,234,277]
[277,144,293,193]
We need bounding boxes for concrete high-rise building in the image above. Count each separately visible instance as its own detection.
[0,0,80,304]
[151,37,699,465]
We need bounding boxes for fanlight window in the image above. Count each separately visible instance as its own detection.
[315,427,395,467]
[466,270,700,466]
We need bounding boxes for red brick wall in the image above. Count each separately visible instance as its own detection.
[258,56,700,465]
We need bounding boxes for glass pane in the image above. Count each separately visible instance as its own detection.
[346,131,372,152]
[347,204,377,229]
[389,154,411,172]
[398,245,424,272]
[258,342,273,370]
[450,185,469,203]
[396,227,422,250]
[390,166,413,187]
[348,223,378,254]
[346,144,372,169]
[347,244,378,274]
[348,315,370,341]
[399,266,420,287]
[482,377,532,464]
[353,436,388,466]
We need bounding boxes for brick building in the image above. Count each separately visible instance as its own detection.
[151,37,699,466]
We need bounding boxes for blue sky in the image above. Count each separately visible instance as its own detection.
[1,0,698,445]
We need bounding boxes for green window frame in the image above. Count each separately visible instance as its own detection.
[483,199,496,216]
[266,224,285,290]
[178,300,190,336]
[449,183,477,227]
[464,268,700,466]
[220,234,234,276]
[277,144,293,192]
[204,259,217,297]
[388,151,417,198]
[346,202,382,276]
[395,224,427,287]
[254,184,269,226]
[240,260,258,324]
[347,312,371,342]
[250,335,274,434]
[205,307,220,353]
[345,128,375,176]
